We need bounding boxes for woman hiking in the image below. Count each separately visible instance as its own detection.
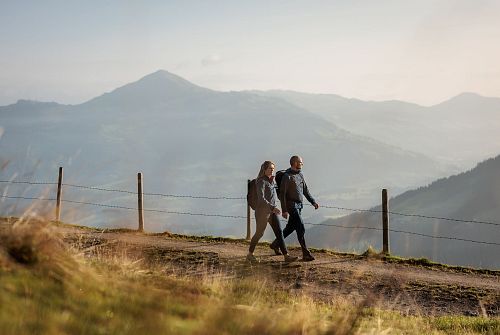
[247,160,298,263]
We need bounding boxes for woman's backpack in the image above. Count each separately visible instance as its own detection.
[247,179,257,210]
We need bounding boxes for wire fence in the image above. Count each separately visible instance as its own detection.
[303,203,500,227]
[1,177,499,248]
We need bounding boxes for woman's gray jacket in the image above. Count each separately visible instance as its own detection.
[255,176,278,214]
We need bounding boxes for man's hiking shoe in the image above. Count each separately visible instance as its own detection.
[270,244,282,255]
[302,254,315,262]
[284,255,298,263]
[246,254,258,263]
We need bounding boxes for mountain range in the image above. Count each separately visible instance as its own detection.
[1,70,499,268]
[250,90,500,169]
[305,155,500,269]
[0,70,449,232]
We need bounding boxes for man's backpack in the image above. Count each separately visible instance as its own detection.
[247,179,257,210]
[275,170,287,200]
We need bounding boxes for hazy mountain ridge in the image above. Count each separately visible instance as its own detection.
[306,155,500,269]
[0,70,447,236]
[251,90,500,169]
[0,100,68,114]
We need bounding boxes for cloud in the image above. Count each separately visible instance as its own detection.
[201,54,222,67]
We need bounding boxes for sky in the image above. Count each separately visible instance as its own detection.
[1,0,500,106]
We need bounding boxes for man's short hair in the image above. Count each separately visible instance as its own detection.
[290,155,300,166]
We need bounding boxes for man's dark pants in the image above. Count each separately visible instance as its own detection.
[270,205,311,257]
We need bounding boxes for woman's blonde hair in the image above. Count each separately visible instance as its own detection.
[257,160,275,178]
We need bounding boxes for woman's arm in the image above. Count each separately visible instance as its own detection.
[256,178,276,212]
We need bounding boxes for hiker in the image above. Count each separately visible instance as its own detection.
[270,155,319,261]
[247,160,298,263]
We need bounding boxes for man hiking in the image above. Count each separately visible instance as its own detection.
[247,160,298,263]
[270,155,319,261]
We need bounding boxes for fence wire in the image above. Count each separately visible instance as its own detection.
[1,180,246,200]
[305,203,500,227]
[0,180,500,245]
[0,180,57,186]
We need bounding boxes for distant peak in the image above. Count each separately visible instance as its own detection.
[15,99,60,106]
[81,70,211,106]
[143,69,180,79]
[0,99,64,110]
[452,92,483,99]
[16,99,43,104]
[152,69,169,75]
[139,70,194,84]
[131,70,209,92]
[442,92,486,103]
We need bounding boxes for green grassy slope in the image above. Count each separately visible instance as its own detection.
[0,218,498,335]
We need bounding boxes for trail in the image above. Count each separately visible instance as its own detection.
[58,225,500,317]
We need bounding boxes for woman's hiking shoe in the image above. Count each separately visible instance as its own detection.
[270,244,282,255]
[246,254,258,263]
[284,254,298,263]
[302,254,315,262]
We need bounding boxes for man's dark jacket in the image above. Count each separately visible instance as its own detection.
[279,168,316,212]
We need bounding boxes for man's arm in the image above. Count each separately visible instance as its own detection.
[303,176,318,208]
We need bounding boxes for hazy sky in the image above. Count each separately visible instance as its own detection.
[1,0,499,106]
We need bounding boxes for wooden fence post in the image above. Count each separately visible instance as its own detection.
[382,188,390,254]
[138,172,144,232]
[246,179,251,240]
[55,167,63,222]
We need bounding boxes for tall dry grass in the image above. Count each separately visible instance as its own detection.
[0,216,79,279]
[1,217,498,335]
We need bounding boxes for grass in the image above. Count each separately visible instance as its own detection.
[1,217,499,334]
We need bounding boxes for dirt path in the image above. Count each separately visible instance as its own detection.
[59,226,499,317]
